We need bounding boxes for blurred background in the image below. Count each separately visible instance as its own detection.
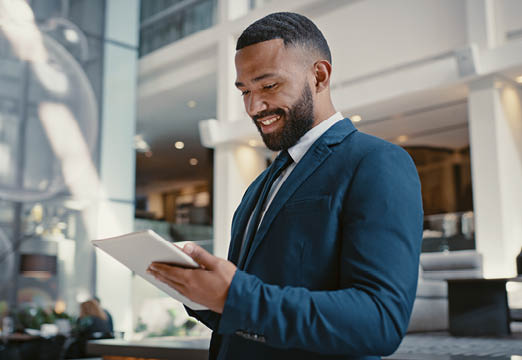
[0,0,521,351]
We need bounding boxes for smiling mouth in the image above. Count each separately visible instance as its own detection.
[258,115,281,126]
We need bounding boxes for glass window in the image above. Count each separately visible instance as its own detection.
[139,0,218,57]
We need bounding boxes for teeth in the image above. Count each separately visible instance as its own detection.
[260,116,280,126]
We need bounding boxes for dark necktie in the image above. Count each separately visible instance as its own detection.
[238,150,293,268]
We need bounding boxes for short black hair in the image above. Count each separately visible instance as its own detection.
[236,12,332,63]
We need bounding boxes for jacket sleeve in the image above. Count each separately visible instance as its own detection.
[215,146,424,356]
[185,306,221,331]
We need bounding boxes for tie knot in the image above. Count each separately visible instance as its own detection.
[273,150,292,169]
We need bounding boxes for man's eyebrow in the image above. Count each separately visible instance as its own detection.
[235,73,278,88]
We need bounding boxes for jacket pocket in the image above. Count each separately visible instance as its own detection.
[283,195,331,213]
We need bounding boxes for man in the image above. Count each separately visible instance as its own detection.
[148,12,423,359]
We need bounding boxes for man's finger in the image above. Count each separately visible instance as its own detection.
[183,243,219,269]
[147,268,185,291]
[149,263,190,282]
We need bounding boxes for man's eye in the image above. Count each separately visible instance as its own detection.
[264,83,277,90]
[241,90,250,96]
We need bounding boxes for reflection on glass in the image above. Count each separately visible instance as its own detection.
[0,227,14,294]
[0,99,18,187]
[0,0,99,202]
[0,0,121,318]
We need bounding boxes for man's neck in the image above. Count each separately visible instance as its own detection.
[312,106,338,129]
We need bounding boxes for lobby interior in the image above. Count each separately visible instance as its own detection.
[1,0,522,359]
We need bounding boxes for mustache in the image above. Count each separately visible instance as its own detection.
[252,108,285,122]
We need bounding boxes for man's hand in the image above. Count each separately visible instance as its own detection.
[147,243,237,313]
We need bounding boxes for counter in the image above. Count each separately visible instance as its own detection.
[87,336,210,360]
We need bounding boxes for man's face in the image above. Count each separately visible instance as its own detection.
[235,39,315,151]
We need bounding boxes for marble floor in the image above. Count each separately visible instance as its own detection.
[386,328,522,360]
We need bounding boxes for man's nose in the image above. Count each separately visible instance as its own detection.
[246,92,268,118]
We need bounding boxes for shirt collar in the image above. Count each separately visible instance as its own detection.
[287,112,344,164]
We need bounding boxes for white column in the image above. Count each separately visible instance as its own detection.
[212,8,267,258]
[468,76,522,278]
[94,0,140,335]
[466,0,505,49]
[213,143,266,259]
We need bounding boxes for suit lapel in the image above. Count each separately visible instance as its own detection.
[242,119,357,269]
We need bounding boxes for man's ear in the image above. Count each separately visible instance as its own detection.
[313,60,332,93]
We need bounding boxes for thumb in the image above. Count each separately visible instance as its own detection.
[183,243,218,269]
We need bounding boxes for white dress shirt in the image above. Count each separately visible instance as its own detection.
[240,112,344,254]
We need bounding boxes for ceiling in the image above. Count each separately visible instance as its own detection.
[136,73,216,191]
[341,83,470,148]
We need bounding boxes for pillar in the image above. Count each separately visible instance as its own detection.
[466,0,504,49]
[468,76,522,278]
[212,0,266,258]
[94,0,140,335]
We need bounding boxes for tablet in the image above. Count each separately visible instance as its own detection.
[91,229,207,310]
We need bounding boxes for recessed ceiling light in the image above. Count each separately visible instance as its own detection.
[189,158,198,166]
[174,141,185,149]
[516,75,522,84]
[397,135,408,143]
[187,100,197,108]
[351,114,362,122]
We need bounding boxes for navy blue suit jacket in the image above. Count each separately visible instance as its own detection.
[188,118,423,359]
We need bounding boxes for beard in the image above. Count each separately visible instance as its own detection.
[252,83,315,151]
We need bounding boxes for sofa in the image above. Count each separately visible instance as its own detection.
[407,250,483,332]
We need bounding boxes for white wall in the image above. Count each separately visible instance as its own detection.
[316,0,467,84]
[502,0,522,37]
